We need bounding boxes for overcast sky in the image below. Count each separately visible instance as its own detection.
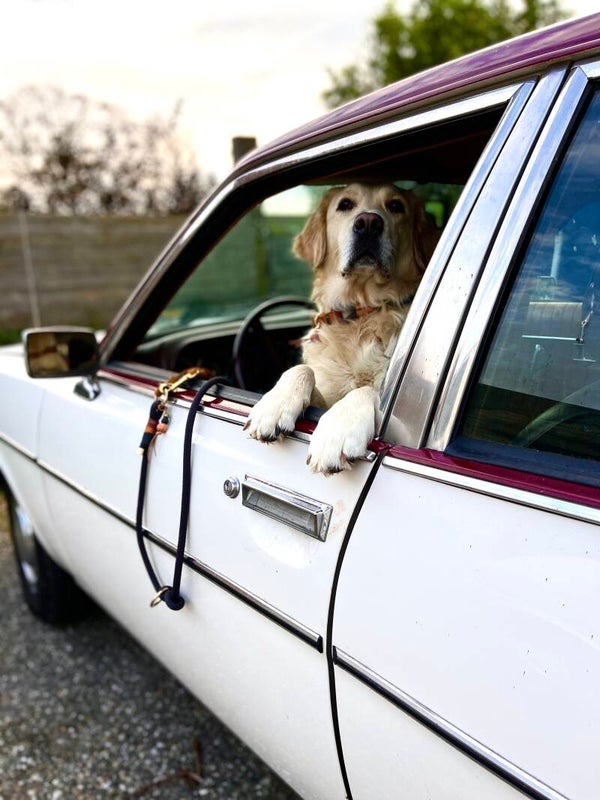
[1,0,598,181]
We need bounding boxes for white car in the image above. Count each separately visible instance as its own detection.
[2,15,600,800]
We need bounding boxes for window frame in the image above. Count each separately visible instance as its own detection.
[100,84,520,367]
[381,68,573,450]
[422,62,600,481]
[430,62,600,450]
[96,78,547,449]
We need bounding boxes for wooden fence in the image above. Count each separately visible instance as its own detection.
[0,213,184,331]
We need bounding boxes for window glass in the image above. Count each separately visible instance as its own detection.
[460,90,600,466]
[147,185,319,338]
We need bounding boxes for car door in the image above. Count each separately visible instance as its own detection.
[333,64,600,799]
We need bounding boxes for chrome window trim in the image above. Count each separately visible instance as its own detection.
[580,58,600,79]
[100,84,520,366]
[384,68,568,448]
[0,430,36,462]
[382,452,600,526]
[427,64,593,451]
[379,79,536,417]
[233,84,518,182]
[334,647,569,800]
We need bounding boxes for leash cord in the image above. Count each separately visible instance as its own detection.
[135,375,227,611]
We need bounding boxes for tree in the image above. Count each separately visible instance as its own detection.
[323,0,567,108]
[0,86,215,215]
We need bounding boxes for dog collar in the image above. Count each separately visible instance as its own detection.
[313,306,377,326]
[313,296,414,328]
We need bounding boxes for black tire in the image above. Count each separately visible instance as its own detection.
[5,489,90,624]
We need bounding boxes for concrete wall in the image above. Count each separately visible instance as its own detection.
[0,213,184,330]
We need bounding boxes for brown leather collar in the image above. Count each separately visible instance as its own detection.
[313,306,378,327]
[312,296,413,328]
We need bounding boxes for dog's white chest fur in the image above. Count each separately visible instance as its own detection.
[303,310,404,408]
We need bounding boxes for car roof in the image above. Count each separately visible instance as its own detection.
[235,13,600,175]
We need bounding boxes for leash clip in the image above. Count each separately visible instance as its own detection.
[157,366,210,401]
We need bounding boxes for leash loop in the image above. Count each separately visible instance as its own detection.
[135,368,226,611]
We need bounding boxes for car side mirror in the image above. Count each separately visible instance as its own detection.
[24,328,100,378]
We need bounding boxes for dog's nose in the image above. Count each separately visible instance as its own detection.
[353,212,383,237]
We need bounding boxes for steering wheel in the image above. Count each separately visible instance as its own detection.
[512,379,600,448]
[232,295,316,391]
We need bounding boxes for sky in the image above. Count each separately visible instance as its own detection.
[1,0,599,183]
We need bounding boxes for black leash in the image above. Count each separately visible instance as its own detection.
[135,373,226,611]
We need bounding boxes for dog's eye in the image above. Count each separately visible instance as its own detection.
[387,199,406,214]
[336,198,355,212]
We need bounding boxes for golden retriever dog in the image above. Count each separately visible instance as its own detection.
[244,183,438,474]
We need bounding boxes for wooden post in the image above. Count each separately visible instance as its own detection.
[232,137,257,164]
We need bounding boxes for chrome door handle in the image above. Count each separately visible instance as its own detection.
[241,475,332,541]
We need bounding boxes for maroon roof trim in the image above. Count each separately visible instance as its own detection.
[237,14,600,173]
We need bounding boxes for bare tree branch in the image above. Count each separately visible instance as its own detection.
[0,86,215,215]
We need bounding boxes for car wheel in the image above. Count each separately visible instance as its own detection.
[6,489,89,624]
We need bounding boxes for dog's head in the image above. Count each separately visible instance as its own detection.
[293,183,438,309]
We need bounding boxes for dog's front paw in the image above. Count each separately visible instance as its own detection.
[244,365,315,442]
[306,387,378,475]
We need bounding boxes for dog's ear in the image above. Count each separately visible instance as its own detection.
[293,189,334,268]
[412,203,439,274]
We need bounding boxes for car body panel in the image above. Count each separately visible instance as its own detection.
[36,469,347,799]
[335,665,531,800]
[334,453,600,799]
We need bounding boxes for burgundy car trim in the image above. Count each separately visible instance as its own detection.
[236,15,600,173]
[99,365,323,431]
[385,445,600,514]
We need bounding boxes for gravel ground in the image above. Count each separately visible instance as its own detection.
[0,496,299,800]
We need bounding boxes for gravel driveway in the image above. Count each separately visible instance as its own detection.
[0,496,299,800]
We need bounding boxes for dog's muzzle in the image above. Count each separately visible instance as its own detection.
[344,211,389,274]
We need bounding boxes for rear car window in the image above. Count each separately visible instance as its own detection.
[457,88,600,481]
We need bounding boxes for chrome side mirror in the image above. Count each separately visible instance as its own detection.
[24,328,100,378]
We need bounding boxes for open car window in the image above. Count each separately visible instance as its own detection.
[456,87,600,483]
[135,186,318,391]
[133,180,463,392]
[124,98,507,396]
[145,186,318,340]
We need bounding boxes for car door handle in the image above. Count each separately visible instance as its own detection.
[241,475,332,541]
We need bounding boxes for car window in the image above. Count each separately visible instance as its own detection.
[458,88,600,476]
[146,186,318,338]
[127,101,505,393]
[143,181,459,343]
[134,180,463,388]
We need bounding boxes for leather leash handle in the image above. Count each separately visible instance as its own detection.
[135,370,225,611]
